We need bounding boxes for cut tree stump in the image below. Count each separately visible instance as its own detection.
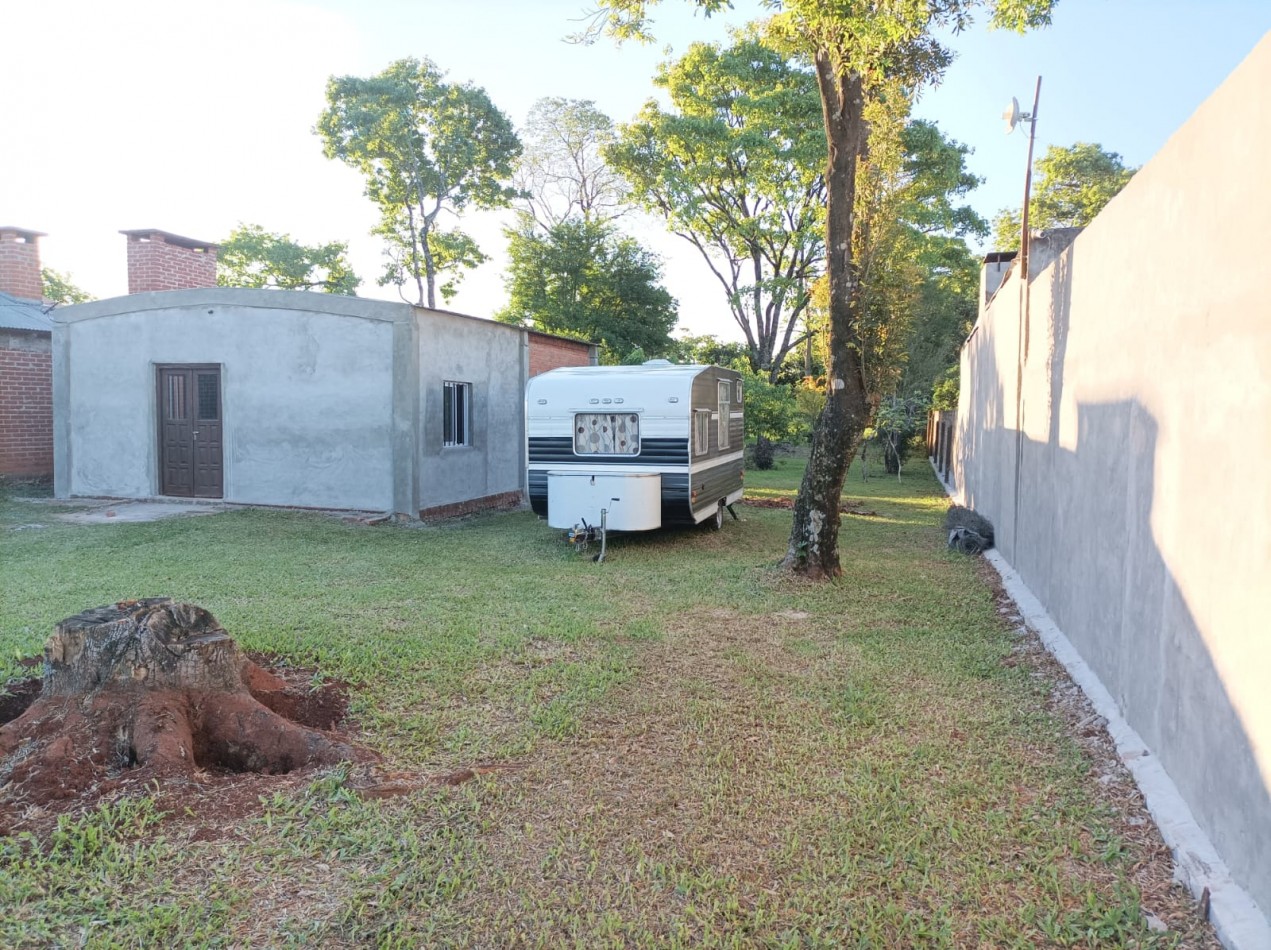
[0,598,371,804]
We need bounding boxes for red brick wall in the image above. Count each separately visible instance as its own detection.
[528,333,594,377]
[0,334,53,477]
[0,229,43,301]
[418,489,524,521]
[125,233,217,293]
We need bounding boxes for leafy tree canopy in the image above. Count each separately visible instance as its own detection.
[216,224,359,295]
[41,268,92,305]
[803,109,985,406]
[992,141,1136,249]
[317,57,521,308]
[497,216,678,363]
[668,333,751,369]
[606,34,826,381]
[517,98,627,229]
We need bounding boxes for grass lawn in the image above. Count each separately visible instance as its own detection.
[0,457,1215,947]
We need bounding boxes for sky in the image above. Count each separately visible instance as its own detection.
[3,0,1269,342]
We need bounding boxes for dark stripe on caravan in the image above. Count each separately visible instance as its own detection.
[528,437,689,465]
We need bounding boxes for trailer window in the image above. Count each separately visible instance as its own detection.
[693,410,710,456]
[717,381,731,450]
[574,413,640,455]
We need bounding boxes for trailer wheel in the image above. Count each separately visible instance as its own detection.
[708,502,725,531]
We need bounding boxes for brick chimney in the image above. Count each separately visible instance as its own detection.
[0,226,46,301]
[121,229,218,293]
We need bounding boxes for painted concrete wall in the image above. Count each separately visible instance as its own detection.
[54,290,409,511]
[416,309,527,509]
[954,35,1271,920]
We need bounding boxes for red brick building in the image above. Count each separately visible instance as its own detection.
[120,229,219,294]
[0,227,54,478]
[527,329,595,377]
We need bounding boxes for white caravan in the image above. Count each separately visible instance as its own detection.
[526,362,745,545]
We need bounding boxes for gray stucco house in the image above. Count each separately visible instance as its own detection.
[53,288,595,516]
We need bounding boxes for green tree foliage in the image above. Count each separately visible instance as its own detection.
[517,98,627,229]
[992,142,1136,249]
[316,57,521,309]
[864,393,927,476]
[668,333,751,368]
[606,36,826,382]
[930,364,960,411]
[737,365,805,445]
[372,219,487,304]
[216,224,359,295]
[804,112,984,406]
[40,268,92,305]
[497,217,677,363]
[902,239,979,404]
[594,0,1056,577]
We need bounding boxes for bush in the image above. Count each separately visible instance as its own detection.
[752,436,776,470]
[931,365,959,412]
[868,394,927,475]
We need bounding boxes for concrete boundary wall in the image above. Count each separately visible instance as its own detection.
[952,34,1271,934]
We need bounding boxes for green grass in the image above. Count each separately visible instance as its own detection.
[0,456,1213,947]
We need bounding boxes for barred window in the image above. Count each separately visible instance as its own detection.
[574,413,640,455]
[443,381,471,447]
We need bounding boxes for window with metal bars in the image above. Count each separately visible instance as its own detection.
[443,381,472,447]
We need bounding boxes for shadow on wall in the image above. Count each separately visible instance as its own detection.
[958,252,1271,912]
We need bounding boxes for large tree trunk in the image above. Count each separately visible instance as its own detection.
[1,599,369,804]
[783,56,872,578]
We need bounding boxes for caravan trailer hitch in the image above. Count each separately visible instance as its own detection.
[566,509,609,563]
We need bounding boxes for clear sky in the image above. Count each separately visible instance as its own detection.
[4,0,1269,341]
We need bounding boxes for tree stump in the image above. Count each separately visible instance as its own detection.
[0,599,370,804]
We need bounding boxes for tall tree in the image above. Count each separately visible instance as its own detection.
[992,142,1136,248]
[498,216,677,362]
[853,112,987,402]
[40,268,92,305]
[216,224,360,295]
[606,36,827,382]
[517,98,628,229]
[316,57,521,309]
[594,0,1056,577]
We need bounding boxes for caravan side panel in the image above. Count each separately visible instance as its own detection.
[682,367,745,524]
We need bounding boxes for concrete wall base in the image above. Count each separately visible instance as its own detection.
[931,459,1269,949]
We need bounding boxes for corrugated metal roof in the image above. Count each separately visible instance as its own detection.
[0,291,54,332]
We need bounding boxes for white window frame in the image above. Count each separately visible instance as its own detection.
[693,409,710,456]
[443,380,472,447]
[717,380,731,450]
[573,412,641,456]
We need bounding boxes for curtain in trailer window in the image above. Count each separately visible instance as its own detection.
[693,410,710,456]
[574,413,640,455]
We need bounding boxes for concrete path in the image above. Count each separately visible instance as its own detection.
[54,499,228,525]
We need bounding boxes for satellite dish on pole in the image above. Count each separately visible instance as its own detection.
[1003,97,1022,134]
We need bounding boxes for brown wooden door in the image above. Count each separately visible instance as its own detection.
[158,365,222,498]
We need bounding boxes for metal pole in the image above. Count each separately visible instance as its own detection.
[1013,76,1042,554]
[1020,76,1042,360]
